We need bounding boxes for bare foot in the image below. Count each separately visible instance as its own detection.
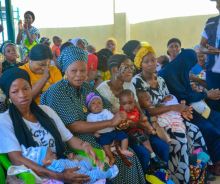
[121,150,134,157]
[109,157,116,166]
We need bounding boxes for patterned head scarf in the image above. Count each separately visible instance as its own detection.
[105,38,120,55]
[57,45,88,73]
[0,40,16,56]
[70,38,81,46]
[134,46,156,70]
[82,38,89,46]
[40,37,51,46]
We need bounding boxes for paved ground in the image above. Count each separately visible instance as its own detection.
[210,176,220,184]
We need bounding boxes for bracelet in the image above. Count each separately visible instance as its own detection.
[82,142,90,148]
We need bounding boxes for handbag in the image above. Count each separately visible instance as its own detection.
[189,163,208,184]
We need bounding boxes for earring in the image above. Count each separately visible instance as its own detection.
[17,54,20,58]
[9,99,12,103]
[63,74,67,80]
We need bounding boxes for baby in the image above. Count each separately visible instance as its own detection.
[87,45,96,54]
[86,92,133,166]
[21,145,118,184]
[119,89,167,168]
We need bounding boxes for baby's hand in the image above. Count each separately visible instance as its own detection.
[142,117,156,135]
[68,153,74,161]
[93,131,101,138]
[42,158,53,167]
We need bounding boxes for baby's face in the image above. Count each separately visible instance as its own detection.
[119,94,135,113]
[45,147,57,161]
[163,95,173,103]
[138,92,152,109]
[89,98,103,113]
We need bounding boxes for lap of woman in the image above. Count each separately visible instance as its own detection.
[73,133,146,184]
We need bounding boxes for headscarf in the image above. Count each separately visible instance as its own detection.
[82,38,89,46]
[0,40,16,56]
[105,38,120,55]
[158,49,197,91]
[29,44,53,61]
[141,41,150,47]
[193,44,200,50]
[24,11,35,23]
[122,40,140,62]
[57,45,88,73]
[40,37,51,47]
[134,46,156,70]
[70,38,81,46]
[0,68,66,159]
[167,38,181,47]
[86,92,102,108]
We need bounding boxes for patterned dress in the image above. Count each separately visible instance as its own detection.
[40,79,146,184]
[132,74,207,184]
[2,60,24,73]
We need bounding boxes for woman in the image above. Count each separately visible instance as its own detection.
[97,49,114,81]
[122,40,142,74]
[16,11,40,58]
[19,44,62,105]
[132,46,208,184]
[0,68,102,183]
[0,40,24,73]
[105,38,120,55]
[159,48,220,176]
[167,38,181,62]
[40,45,146,184]
[40,37,51,47]
[97,54,169,176]
[0,62,7,113]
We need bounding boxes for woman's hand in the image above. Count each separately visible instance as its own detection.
[23,20,28,31]
[84,143,103,170]
[87,66,98,82]
[18,20,23,31]
[60,167,91,183]
[111,111,127,127]
[206,44,220,55]
[189,72,199,82]
[43,60,51,80]
[207,89,220,100]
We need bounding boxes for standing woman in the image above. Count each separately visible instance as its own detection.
[40,45,146,184]
[19,44,62,105]
[105,38,120,55]
[122,40,142,74]
[16,11,40,58]
[167,38,181,62]
[0,40,24,73]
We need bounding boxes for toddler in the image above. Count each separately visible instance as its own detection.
[119,89,167,168]
[21,145,118,184]
[86,92,133,166]
[87,45,96,54]
[52,36,62,57]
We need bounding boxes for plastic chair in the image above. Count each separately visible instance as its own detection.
[0,148,105,184]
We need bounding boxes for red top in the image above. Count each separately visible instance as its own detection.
[87,54,98,76]
[52,45,60,57]
[119,107,143,133]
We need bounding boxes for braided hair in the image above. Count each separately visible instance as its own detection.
[97,48,113,71]
[108,54,130,73]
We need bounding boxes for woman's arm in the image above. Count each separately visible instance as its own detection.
[7,151,90,183]
[189,74,207,88]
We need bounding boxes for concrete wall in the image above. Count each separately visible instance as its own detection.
[38,13,217,55]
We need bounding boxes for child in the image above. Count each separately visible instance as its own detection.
[119,89,167,168]
[86,92,133,166]
[52,36,62,58]
[87,45,96,54]
[21,145,119,184]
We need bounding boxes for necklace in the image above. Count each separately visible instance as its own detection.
[78,94,88,113]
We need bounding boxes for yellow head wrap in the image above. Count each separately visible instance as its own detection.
[134,46,156,70]
[141,41,150,47]
[105,38,120,55]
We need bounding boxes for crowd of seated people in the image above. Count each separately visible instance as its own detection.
[1,3,220,183]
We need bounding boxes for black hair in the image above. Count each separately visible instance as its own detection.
[97,49,113,71]
[161,55,170,68]
[53,36,61,43]
[60,42,74,53]
[24,11,35,22]
[29,44,53,61]
[108,54,130,73]
[136,89,149,98]
[119,89,134,101]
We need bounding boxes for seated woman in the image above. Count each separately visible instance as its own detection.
[0,40,24,73]
[0,68,103,183]
[105,38,120,55]
[159,48,220,176]
[0,62,7,113]
[167,38,181,62]
[40,45,146,184]
[132,46,208,184]
[97,49,114,81]
[97,54,169,175]
[19,44,62,105]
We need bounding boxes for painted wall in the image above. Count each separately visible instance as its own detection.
[38,14,217,55]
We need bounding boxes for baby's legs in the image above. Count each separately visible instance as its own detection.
[103,145,115,166]
[121,138,134,157]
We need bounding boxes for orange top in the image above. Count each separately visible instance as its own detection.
[52,45,60,57]
[19,63,62,105]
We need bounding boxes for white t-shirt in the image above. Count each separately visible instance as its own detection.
[87,109,115,134]
[97,81,138,114]
[201,19,220,63]
[0,105,73,154]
